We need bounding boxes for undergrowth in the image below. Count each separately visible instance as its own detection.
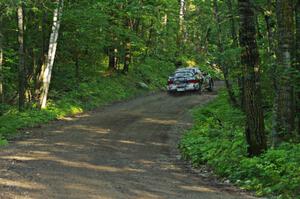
[179,91,300,199]
[0,58,174,144]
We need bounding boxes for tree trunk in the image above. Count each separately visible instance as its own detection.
[226,0,245,110]
[226,0,238,46]
[75,54,80,81]
[178,0,186,52]
[255,13,262,39]
[179,0,185,37]
[0,25,3,103]
[274,0,295,141]
[108,47,118,71]
[123,18,132,73]
[39,0,63,109]
[203,26,211,53]
[264,0,276,54]
[35,11,48,101]
[17,3,26,111]
[238,0,267,156]
[123,41,131,73]
[262,0,279,145]
[295,0,300,135]
[214,0,238,107]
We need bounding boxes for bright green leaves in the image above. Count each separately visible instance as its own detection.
[179,92,300,198]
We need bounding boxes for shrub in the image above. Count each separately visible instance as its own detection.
[179,91,300,198]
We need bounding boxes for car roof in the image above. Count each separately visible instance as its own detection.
[176,67,201,72]
[174,71,194,77]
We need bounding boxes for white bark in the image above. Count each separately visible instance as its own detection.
[179,0,185,32]
[17,4,25,110]
[179,0,187,48]
[40,0,64,109]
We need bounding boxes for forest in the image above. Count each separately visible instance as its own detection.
[0,0,299,198]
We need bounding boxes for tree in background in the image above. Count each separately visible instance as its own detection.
[238,0,267,156]
[17,1,25,111]
[0,21,3,104]
[213,0,238,107]
[274,0,295,142]
[39,0,64,109]
[295,0,300,135]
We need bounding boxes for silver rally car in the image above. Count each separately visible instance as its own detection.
[167,67,213,93]
[167,68,202,93]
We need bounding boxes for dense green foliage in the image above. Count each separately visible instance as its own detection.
[0,58,174,143]
[0,0,182,142]
[180,92,300,198]
[0,59,174,144]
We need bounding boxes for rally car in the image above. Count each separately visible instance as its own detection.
[167,67,213,93]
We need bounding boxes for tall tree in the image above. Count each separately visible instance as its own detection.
[274,0,295,140]
[295,0,300,135]
[17,2,26,110]
[0,20,3,103]
[226,0,238,47]
[39,0,64,109]
[238,0,267,156]
[226,0,245,109]
[35,10,49,101]
[178,0,186,52]
[213,0,238,107]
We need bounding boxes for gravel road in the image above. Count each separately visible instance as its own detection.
[0,82,256,199]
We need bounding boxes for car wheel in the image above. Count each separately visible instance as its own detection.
[207,80,213,92]
[198,85,203,95]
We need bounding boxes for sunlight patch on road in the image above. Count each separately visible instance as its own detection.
[0,178,46,190]
[61,117,74,121]
[179,185,215,193]
[1,154,145,174]
[118,140,144,146]
[137,159,155,165]
[131,189,163,199]
[71,125,111,134]
[1,155,38,161]
[148,142,169,147]
[47,157,145,173]
[16,139,45,146]
[1,151,51,161]
[143,118,178,125]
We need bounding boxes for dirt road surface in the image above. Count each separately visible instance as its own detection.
[0,82,255,199]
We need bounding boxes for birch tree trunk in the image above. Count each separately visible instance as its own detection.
[39,0,63,109]
[17,3,26,111]
[274,0,295,141]
[179,0,185,35]
[178,0,186,51]
[238,0,267,156]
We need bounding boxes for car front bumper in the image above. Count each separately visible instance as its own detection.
[167,83,200,92]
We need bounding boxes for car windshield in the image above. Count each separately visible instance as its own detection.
[174,72,193,78]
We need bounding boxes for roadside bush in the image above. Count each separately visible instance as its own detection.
[179,91,300,198]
